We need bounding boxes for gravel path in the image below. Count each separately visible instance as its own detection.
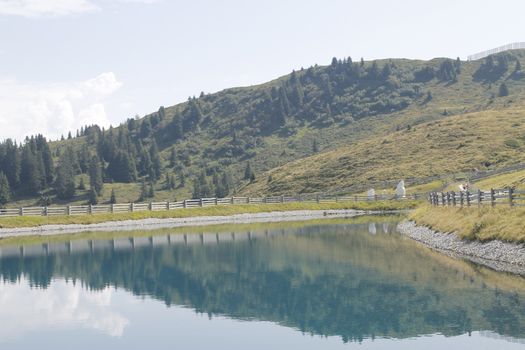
[0,209,370,239]
[397,221,525,275]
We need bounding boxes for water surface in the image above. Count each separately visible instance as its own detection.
[0,217,524,349]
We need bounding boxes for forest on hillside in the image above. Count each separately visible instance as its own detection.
[0,50,523,206]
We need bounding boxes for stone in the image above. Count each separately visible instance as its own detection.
[396,180,406,198]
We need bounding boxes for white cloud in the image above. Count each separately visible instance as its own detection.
[0,0,162,18]
[0,72,123,141]
[0,0,98,18]
[0,277,129,338]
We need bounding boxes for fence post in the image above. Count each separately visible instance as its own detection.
[466,191,471,207]
[281,195,285,203]
[247,197,250,204]
[460,191,464,207]
[89,204,93,215]
[131,203,134,212]
[509,187,514,207]
[478,190,482,206]
[440,192,445,206]
[214,198,218,206]
[44,206,48,216]
[19,207,23,216]
[111,204,115,213]
[490,188,495,207]
[199,198,203,207]
[231,197,234,205]
[149,202,153,211]
[451,191,456,206]
[183,200,187,209]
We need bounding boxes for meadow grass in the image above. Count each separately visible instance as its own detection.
[410,204,525,242]
[0,201,418,229]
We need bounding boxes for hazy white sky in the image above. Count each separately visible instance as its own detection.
[1,0,524,140]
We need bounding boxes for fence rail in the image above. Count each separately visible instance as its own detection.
[429,188,525,207]
[0,193,425,218]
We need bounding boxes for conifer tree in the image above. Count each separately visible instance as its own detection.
[88,188,98,205]
[4,140,20,188]
[89,155,104,195]
[140,119,152,138]
[149,141,162,180]
[110,189,117,204]
[244,162,254,181]
[148,182,155,198]
[139,181,148,202]
[499,82,509,97]
[55,147,76,199]
[0,172,10,206]
[21,146,42,195]
[78,177,86,190]
[312,139,319,153]
[170,148,177,168]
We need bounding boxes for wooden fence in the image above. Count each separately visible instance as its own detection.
[0,193,424,218]
[429,188,525,207]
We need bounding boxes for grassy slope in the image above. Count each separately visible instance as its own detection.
[241,106,525,195]
[0,201,418,228]
[410,204,525,242]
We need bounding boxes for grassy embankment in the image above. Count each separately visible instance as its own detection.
[0,200,418,229]
[410,204,525,242]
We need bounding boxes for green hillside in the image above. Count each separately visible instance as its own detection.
[3,49,525,206]
[241,107,525,195]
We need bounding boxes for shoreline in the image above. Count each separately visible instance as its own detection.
[0,209,375,239]
[397,221,525,276]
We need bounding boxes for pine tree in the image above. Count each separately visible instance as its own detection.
[67,131,72,139]
[515,60,522,72]
[312,139,319,153]
[149,141,162,181]
[88,188,98,205]
[180,172,186,187]
[140,119,152,138]
[139,181,148,202]
[4,141,20,188]
[78,177,86,190]
[499,82,509,97]
[170,148,177,167]
[172,116,183,139]
[55,147,76,199]
[148,182,155,198]
[20,146,42,195]
[244,162,253,180]
[89,155,104,195]
[110,189,117,204]
[0,172,11,206]
[158,106,166,120]
[215,172,232,198]
[107,151,137,183]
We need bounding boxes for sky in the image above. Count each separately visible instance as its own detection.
[0,0,524,141]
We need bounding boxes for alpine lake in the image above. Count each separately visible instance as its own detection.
[0,214,524,349]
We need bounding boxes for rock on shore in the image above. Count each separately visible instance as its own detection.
[397,221,525,275]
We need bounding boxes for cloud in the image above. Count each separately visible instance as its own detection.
[0,0,98,18]
[0,277,129,338]
[0,72,123,141]
[0,0,162,18]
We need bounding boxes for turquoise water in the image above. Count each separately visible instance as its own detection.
[0,217,524,349]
